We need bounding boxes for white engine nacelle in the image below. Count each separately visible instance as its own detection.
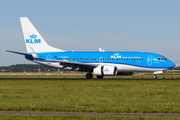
[93,66,117,76]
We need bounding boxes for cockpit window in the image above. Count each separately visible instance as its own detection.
[158,58,167,61]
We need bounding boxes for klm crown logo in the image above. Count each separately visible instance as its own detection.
[104,68,109,72]
[26,34,41,44]
[30,34,37,38]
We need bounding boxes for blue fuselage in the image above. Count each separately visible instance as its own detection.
[25,51,175,72]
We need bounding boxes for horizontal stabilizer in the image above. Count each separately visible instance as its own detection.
[6,50,32,56]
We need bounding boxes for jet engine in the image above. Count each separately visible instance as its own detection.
[93,66,117,76]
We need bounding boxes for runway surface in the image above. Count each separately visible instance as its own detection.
[0,111,180,118]
[0,78,180,80]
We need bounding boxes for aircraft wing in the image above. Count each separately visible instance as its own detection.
[29,47,98,71]
[44,59,98,71]
[6,49,98,71]
[59,60,97,71]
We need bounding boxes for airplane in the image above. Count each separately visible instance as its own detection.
[6,17,175,79]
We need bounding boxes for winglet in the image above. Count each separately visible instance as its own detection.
[99,48,105,52]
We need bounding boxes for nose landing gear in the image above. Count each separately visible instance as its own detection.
[153,74,157,79]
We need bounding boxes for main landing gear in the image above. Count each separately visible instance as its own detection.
[153,74,157,79]
[86,73,93,79]
[85,73,104,79]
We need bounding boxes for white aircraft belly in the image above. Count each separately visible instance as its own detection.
[33,60,166,72]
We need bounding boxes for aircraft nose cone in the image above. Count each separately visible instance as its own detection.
[169,61,175,68]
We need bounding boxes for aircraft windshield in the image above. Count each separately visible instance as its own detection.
[158,58,167,61]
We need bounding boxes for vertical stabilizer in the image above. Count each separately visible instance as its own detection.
[20,17,65,53]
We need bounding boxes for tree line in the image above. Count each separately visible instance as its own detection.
[0,64,179,73]
[0,64,59,72]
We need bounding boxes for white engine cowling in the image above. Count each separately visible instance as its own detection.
[93,66,117,76]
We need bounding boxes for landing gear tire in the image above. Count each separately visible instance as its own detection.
[86,73,93,79]
[153,74,157,79]
[97,76,104,79]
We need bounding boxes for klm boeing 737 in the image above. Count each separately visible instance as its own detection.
[7,17,175,79]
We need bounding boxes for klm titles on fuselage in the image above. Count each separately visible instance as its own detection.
[26,34,41,44]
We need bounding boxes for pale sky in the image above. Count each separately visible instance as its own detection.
[0,0,180,66]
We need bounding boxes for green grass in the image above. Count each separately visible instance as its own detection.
[0,115,180,120]
[0,80,180,113]
[0,73,180,79]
